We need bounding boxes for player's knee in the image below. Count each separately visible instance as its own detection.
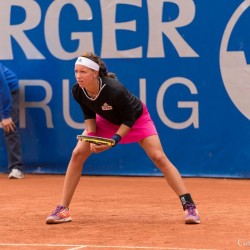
[71,147,84,160]
[150,151,166,166]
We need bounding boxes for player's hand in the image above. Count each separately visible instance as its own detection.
[90,143,111,153]
[1,118,16,133]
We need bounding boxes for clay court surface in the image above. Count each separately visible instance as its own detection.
[0,174,249,250]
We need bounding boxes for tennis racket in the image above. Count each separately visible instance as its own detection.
[77,135,115,146]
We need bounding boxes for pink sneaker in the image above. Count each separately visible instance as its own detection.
[46,205,72,224]
[184,202,200,224]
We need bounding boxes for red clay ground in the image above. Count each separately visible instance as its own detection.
[0,174,249,250]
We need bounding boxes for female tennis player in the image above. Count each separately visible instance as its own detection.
[46,52,200,225]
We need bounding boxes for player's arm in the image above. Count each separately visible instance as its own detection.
[84,118,96,135]
[82,118,109,153]
[89,124,130,153]
[114,124,130,138]
[111,89,138,145]
[89,123,129,153]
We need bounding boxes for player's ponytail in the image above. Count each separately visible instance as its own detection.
[98,59,117,79]
[107,72,117,79]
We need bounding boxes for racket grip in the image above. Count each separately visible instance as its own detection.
[111,134,121,147]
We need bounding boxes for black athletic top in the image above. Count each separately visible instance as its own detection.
[72,76,143,128]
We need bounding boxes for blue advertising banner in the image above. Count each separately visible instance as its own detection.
[0,0,250,178]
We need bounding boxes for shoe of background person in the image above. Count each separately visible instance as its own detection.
[184,202,200,224]
[46,205,72,224]
[8,169,24,179]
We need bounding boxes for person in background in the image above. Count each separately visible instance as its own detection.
[0,63,24,179]
[46,52,200,224]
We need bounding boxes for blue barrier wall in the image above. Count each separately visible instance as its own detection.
[1,0,250,178]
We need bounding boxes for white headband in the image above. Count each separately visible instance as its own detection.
[75,57,100,71]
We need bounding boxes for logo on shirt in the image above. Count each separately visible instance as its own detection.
[101,103,113,110]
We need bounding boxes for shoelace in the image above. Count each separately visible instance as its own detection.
[184,202,197,216]
[51,205,65,216]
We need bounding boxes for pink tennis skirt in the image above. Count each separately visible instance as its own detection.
[95,104,158,144]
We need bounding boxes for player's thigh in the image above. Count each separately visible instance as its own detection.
[138,135,164,159]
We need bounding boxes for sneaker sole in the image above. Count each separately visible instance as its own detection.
[46,217,72,224]
[8,175,24,179]
[185,218,200,224]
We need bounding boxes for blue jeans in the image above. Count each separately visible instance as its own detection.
[3,90,24,172]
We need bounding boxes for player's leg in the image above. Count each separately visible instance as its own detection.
[138,135,187,194]
[46,140,92,224]
[138,134,200,224]
[61,140,92,207]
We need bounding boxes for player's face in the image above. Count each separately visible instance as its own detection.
[74,64,98,89]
